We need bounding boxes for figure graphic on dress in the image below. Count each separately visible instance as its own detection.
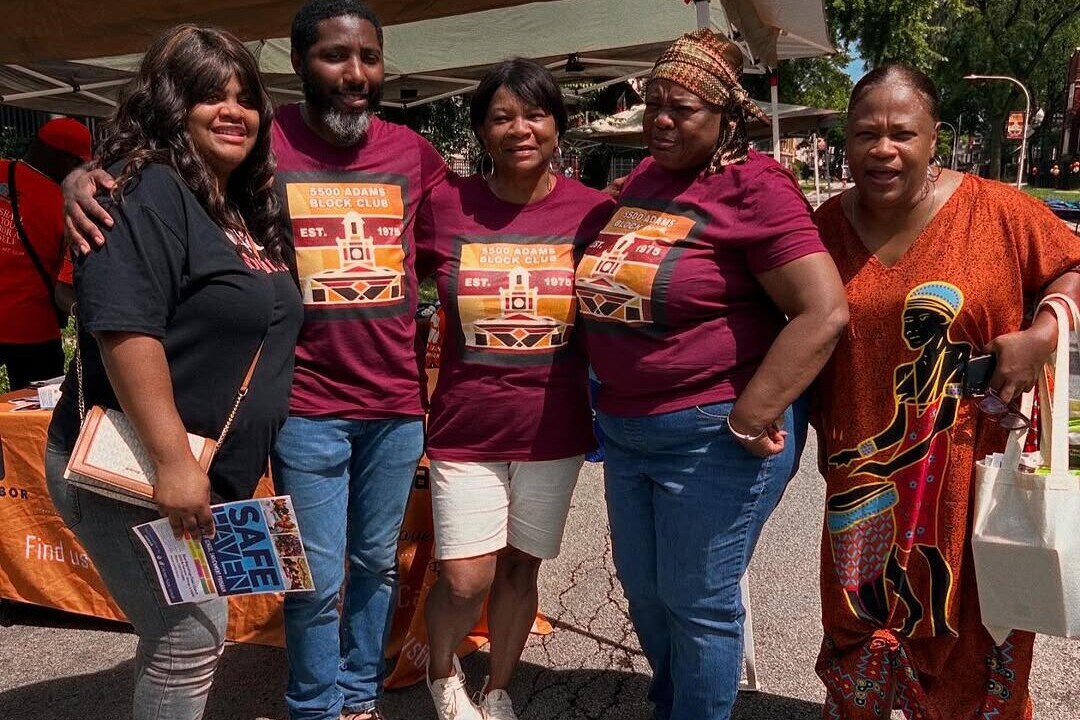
[827,281,970,638]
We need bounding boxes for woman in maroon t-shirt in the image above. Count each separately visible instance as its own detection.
[415,60,613,720]
[574,30,848,720]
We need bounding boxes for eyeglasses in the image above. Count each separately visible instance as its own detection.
[976,390,1031,430]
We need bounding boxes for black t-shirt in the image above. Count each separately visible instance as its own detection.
[49,163,303,502]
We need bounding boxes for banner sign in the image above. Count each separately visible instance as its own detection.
[1005,111,1025,140]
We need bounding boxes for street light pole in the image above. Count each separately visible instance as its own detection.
[964,73,1031,189]
[938,121,958,170]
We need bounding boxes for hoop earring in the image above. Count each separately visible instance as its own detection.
[479,151,495,180]
[927,155,943,182]
[550,145,563,173]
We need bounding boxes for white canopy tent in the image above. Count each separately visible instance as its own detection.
[565,101,841,148]
[1,0,833,129]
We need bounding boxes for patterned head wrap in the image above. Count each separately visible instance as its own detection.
[649,28,769,173]
[905,282,964,321]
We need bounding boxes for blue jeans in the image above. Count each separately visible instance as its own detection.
[271,415,423,720]
[45,443,228,720]
[598,402,794,720]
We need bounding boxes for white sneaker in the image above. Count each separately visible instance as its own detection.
[479,687,519,720]
[427,655,483,720]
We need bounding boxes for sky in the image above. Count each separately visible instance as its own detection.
[845,56,867,82]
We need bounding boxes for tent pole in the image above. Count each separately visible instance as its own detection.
[812,133,821,208]
[771,71,781,163]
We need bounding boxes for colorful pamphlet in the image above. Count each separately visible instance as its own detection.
[133,495,314,605]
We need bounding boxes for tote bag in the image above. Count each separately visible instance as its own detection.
[972,294,1080,643]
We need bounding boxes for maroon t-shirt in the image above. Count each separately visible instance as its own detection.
[575,150,825,416]
[272,106,447,419]
[416,173,614,461]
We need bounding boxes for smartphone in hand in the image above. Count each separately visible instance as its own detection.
[964,353,997,397]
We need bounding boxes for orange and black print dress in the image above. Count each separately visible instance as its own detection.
[812,175,1080,720]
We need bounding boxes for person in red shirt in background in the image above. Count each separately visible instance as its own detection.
[54,255,76,318]
[0,117,90,389]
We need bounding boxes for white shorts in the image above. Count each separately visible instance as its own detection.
[429,455,585,561]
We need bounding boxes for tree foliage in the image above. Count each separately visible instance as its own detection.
[743,55,854,111]
[0,126,29,160]
[828,0,1080,178]
[384,96,477,160]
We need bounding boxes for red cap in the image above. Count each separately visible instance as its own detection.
[36,118,92,162]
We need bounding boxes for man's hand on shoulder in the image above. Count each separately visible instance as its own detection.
[63,165,117,254]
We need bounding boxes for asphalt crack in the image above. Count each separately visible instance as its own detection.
[517,523,651,720]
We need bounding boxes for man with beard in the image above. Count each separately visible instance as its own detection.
[62,3,446,719]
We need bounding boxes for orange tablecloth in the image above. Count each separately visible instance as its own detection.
[0,393,284,644]
[0,389,544,687]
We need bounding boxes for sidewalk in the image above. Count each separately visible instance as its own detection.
[802,183,846,208]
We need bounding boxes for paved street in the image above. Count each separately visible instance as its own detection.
[2,430,1079,719]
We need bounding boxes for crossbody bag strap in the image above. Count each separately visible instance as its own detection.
[73,298,265,453]
[73,304,86,424]
[215,341,264,446]
[7,161,66,327]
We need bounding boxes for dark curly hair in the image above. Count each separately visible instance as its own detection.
[97,24,286,262]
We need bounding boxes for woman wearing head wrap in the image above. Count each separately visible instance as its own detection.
[574,28,848,720]
[814,63,1080,719]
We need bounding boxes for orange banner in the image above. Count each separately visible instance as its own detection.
[0,376,550,687]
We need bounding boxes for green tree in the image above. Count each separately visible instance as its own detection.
[827,0,962,71]
[935,2,1080,179]
[829,0,1075,180]
[383,96,476,160]
[828,0,1080,180]
[744,55,854,111]
[0,126,30,159]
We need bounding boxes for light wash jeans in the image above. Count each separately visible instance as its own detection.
[45,443,227,720]
[598,402,796,720]
[270,415,423,720]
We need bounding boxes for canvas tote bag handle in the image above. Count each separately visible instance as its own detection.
[1035,295,1078,478]
[1001,389,1034,473]
[1001,295,1077,475]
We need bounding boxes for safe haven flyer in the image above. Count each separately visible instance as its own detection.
[133,496,314,605]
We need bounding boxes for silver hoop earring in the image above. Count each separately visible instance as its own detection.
[927,155,943,182]
[550,145,564,173]
[479,152,495,180]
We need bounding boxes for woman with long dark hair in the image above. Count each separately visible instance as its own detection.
[45,24,302,720]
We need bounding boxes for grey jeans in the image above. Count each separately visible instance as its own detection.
[45,443,228,720]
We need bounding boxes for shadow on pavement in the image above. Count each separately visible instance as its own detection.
[0,601,824,720]
[734,691,823,719]
[0,599,131,633]
[0,642,287,720]
[0,639,824,720]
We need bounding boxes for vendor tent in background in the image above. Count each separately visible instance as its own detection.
[565,102,841,148]
[1,0,833,123]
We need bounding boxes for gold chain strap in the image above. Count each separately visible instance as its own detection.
[74,304,86,423]
[215,343,263,446]
[72,302,265,450]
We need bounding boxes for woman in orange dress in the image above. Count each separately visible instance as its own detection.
[813,63,1080,719]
